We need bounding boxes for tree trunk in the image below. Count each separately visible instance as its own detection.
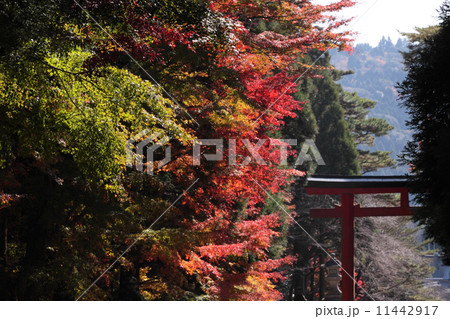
[118,266,144,301]
[0,213,6,265]
[319,252,325,300]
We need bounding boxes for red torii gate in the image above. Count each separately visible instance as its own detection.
[305,175,414,301]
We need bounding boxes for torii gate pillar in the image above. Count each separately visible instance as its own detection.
[341,193,355,301]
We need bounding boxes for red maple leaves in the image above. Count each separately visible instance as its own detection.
[82,0,355,300]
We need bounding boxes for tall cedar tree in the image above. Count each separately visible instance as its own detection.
[282,50,396,300]
[282,50,358,300]
[398,1,450,264]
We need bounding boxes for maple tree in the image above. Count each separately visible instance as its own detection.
[0,0,355,300]
[112,0,355,301]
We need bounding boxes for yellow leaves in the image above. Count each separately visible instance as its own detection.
[139,266,152,282]
[232,274,278,301]
[296,61,333,72]
[174,70,209,81]
[0,73,31,111]
[181,95,210,110]
[210,87,257,131]
[139,267,169,300]
[159,63,209,82]
[246,274,275,290]
[180,258,197,276]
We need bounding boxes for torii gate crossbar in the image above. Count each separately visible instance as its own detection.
[305,176,414,301]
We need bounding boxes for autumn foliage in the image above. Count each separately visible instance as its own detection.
[0,0,354,300]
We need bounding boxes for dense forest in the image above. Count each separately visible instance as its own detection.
[0,0,447,301]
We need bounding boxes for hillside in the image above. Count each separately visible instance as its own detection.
[331,37,411,175]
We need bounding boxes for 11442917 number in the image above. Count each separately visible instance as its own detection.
[376,306,438,316]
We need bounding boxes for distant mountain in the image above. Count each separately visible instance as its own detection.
[331,37,411,175]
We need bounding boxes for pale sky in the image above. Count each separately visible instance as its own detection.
[314,0,444,46]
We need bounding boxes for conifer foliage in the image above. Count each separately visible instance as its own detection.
[398,1,450,264]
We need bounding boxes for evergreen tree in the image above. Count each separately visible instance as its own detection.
[340,91,396,174]
[282,51,360,300]
[287,50,361,176]
[398,1,450,264]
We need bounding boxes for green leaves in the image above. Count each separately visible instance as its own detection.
[0,47,189,190]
